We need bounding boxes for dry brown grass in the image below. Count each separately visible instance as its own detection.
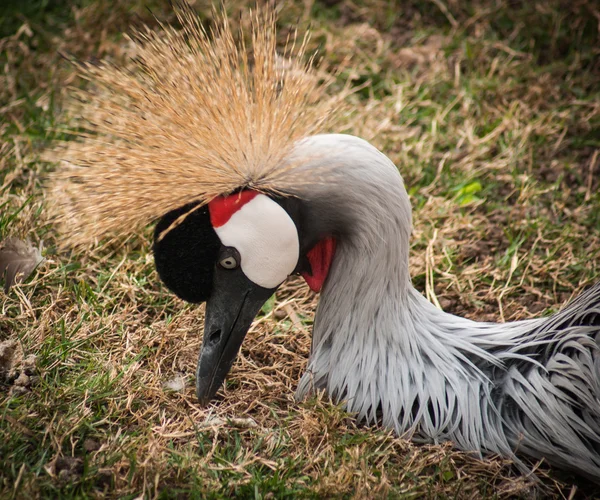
[1,0,599,497]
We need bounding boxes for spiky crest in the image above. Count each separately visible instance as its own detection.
[47,4,336,247]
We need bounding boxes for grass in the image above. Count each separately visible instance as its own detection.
[1,0,599,497]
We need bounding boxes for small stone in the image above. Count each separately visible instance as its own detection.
[14,372,30,387]
[274,309,286,320]
[0,340,16,371]
[9,385,28,396]
[22,354,37,374]
[83,439,100,452]
[439,298,454,311]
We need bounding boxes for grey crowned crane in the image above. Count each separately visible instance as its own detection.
[49,6,600,482]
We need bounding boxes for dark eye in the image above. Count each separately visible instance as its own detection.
[219,255,238,269]
[218,247,240,270]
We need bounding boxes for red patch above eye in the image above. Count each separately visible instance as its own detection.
[301,237,337,292]
[209,190,259,228]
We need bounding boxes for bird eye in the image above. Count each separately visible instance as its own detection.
[219,256,238,269]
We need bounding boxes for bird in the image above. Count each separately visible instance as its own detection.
[48,5,600,482]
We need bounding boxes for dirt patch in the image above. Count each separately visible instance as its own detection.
[0,339,17,378]
[45,456,84,484]
[0,339,36,394]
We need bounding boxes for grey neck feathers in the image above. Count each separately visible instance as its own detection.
[289,134,600,481]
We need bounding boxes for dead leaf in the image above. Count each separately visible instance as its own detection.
[0,238,44,293]
[162,372,187,392]
[392,35,446,69]
[198,416,259,429]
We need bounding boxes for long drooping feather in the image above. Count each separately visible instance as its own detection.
[47,5,336,247]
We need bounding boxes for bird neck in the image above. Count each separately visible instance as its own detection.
[290,135,510,443]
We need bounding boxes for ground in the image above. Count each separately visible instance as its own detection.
[1,0,599,497]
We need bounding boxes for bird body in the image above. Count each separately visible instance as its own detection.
[289,135,600,480]
[48,6,600,482]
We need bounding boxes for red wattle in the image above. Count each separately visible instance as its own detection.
[301,237,337,292]
[209,191,258,227]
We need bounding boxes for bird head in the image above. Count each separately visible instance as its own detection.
[47,5,346,405]
[153,190,336,403]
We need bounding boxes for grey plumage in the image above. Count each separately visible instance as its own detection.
[287,134,600,481]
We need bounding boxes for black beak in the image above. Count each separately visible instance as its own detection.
[196,266,275,404]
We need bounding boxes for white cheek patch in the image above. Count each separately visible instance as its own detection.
[214,195,299,289]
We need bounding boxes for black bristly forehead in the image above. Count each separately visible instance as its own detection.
[153,202,220,303]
